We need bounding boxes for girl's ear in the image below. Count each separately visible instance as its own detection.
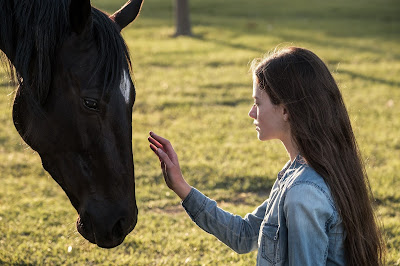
[282,106,289,122]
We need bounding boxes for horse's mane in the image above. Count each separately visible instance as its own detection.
[0,0,131,113]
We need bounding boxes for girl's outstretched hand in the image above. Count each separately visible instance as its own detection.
[148,132,191,200]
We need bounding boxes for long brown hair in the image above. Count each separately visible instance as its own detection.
[252,47,385,265]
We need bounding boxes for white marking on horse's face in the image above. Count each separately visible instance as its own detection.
[120,70,131,104]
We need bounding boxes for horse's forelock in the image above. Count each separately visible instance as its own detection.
[1,0,131,111]
[91,8,132,100]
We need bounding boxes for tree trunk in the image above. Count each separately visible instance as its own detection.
[174,0,192,36]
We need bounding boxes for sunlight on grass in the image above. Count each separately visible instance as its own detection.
[1,0,399,264]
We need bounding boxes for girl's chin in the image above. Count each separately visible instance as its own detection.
[257,132,272,141]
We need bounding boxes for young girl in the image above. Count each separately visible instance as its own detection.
[148,47,385,265]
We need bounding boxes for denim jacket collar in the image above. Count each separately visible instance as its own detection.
[277,154,307,183]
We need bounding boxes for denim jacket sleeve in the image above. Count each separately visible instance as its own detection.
[283,182,335,265]
[182,187,268,254]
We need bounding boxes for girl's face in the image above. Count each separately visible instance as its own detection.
[248,79,289,141]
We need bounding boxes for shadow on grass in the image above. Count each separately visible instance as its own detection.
[213,174,275,194]
[0,80,17,88]
[375,195,400,206]
[339,69,400,87]
[0,81,9,87]
[0,258,31,265]
[191,34,265,54]
[189,173,275,196]
[382,222,400,250]
[199,82,249,90]
[273,30,399,59]
[151,98,250,111]
[198,175,275,206]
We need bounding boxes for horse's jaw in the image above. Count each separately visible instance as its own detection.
[40,152,138,248]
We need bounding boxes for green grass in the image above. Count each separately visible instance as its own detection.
[1,0,399,264]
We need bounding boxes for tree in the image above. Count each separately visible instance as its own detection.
[174,0,192,36]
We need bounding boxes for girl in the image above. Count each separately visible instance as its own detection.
[148,47,384,265]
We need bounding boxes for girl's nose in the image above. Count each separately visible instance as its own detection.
[248,105,256,119]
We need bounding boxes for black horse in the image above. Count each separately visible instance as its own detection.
[0,0,143,248]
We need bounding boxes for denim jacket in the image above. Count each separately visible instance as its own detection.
[182,155,346,265]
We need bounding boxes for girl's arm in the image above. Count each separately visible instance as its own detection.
[182,187,269,253]
[148,132,267,253]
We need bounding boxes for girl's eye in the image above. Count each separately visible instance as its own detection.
[83,98,99,111]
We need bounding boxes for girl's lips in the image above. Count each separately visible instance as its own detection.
[253,122,260,131]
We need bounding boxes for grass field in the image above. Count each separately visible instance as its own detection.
[1,0,399,264]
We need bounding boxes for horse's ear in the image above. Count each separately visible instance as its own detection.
[110,0,143,31]
[69,0,92,34]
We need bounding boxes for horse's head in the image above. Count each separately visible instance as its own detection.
[11,0,143,248]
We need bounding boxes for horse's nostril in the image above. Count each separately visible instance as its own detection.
[112,217,126,240]
[76,214,95,244]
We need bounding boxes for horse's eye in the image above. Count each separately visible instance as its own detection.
[83,98,99,111]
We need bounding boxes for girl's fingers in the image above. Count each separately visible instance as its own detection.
[149,132,171,147]
[149,144,163,163]
[150,143,161,157]
[149,132,180,166]
[149,132,177,156]
[148,136,163,149]
[149,143,157,153]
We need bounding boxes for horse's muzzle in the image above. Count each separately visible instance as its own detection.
[77,203,138,248]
